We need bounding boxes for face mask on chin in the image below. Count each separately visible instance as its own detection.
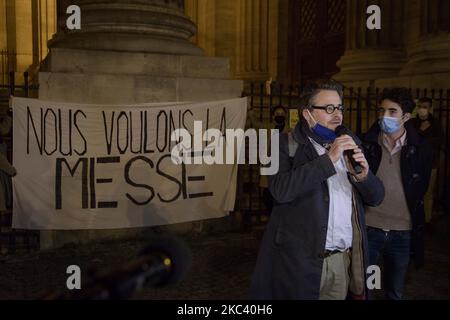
[306,109,336,142]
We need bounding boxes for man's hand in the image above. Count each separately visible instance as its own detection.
[328,135,358,163]
[345,147,369,181]
[328,135,369,181]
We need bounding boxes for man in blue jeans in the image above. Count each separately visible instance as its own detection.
[361,88,432,299]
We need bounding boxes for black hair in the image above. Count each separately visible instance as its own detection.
[298,79,344,111]
[271,105,287,116]
[380,88,415,114]
[418,97,433,107]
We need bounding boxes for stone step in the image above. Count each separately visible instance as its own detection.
[39,72,243,104]
[44,48,232,80]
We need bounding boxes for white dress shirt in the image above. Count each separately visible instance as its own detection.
[309,138,353,251]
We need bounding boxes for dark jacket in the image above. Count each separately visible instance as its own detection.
[361,121,433,268]
[249,123,385,300]
[413,116,443,168]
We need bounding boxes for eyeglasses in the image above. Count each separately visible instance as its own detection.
[310,104,345,114]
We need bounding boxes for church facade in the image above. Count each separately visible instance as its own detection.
[1,0,449,89]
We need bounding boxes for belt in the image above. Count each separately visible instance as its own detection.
[324,248,351,258]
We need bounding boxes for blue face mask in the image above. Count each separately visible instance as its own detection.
[379,116,401,134]
[307,110,337,142]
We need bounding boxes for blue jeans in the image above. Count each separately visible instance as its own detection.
[367,227,411,300]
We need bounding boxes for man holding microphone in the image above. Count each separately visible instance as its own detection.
[250,80,384,300]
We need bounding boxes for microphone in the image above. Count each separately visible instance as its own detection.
[335,125,363,175]
[44,236,192,300]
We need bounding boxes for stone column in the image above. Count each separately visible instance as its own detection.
[334,0,407,86]
[49,0,202,55]
[0,0,56,84]
[184,0,216,56]
[37,0,57,65]
[185,0,238,72]
[235,0,278,82]
[0,0,6,85]
[0,0,6,52]
[399,0,450,87]
[275,0,289,86]
[40,0,242,105]
[4,0,35,84]
[31,0,40,72]
[4,0,17,79]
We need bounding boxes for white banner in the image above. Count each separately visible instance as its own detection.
[12,97,247,230]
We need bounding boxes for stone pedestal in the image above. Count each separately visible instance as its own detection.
[394,0,450,89]
[335,49,406,87]
[38,0,242,250]
[336,0,450,89]
[39,48,242,104]
[377,33,450,89]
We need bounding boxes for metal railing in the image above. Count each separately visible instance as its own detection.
[238,83,450,224]
[0,71,40,98]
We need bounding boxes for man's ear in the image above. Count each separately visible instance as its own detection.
[302,109,309,121]
[403,112,411,122]
[302,109,315,128]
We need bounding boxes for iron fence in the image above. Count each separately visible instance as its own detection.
[239,83,450,225]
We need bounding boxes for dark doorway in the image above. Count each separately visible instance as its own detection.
[288,0,346,85]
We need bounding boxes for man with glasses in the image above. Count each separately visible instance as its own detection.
[361,88,432,299]
[250,79,384,300]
